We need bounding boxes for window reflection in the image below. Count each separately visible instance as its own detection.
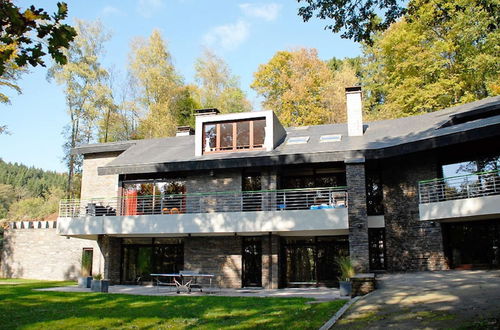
[202,118,266,153]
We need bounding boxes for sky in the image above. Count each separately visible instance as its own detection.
[0,0,361,173]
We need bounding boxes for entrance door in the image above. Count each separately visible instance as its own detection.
[81,248,93,277]
[242,237,262,287]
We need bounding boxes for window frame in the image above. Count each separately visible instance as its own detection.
[202,118,266,154]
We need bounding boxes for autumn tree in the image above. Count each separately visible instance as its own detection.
[48,20,113,197]
[0,2,76,75]
[194,49,251,113]
[363,0,500,120]
[252,48,357,126]
[128,30,183,138]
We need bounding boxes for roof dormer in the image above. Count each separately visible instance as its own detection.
[194,110,286,156]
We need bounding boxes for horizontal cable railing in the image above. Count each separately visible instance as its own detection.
[59,186,348,217]
[418,170,500,204]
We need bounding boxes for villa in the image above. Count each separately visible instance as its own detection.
[2,89,500,288]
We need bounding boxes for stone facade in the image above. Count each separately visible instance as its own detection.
[184,236,243,288]
[0,225,102,280]
[346,162,370,272]
[80,152,121,200]
[381,152,448,271]
[262,234,279,289]
[97,235,122,284]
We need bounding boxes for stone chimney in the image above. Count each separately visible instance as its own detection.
[176,126,195,137]
[345,86,363,136]
[194,108,220,116]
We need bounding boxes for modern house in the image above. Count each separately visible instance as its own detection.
[55,89,500,288]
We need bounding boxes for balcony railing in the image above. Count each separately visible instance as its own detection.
[59,186,348,218]
[419,170,500,204]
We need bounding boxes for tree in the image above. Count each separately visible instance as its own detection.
[128,30,183,138]
[0,2,76,76]
[363,0,500,120]
[297,0,406,44]
[48,20,112,197]
[252,48,358,126]
[194,49,251,113]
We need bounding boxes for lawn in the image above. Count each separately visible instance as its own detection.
[0,279,346,329]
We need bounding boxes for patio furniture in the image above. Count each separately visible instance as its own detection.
[150,272,215,294]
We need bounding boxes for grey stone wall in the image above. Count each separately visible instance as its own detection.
[262,234,279,289]
[381,152,448,271]
[0,225,102,280]
[185,169,242,213]
[97,235,122,284]
[80,152,121,200]
[184,236,242,288]
[346,162,370,272]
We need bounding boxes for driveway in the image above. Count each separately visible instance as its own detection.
[335,270,500,329]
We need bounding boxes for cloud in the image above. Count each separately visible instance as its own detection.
[136,0,166,18]
[203,20,250,51]
[239,3,282,21]
[100,6,124,17]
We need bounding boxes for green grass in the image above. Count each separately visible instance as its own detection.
[0,279,346,329]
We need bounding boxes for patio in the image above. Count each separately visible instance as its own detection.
[37,285,343,301]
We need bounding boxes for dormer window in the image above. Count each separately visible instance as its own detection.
[203,118,266,153]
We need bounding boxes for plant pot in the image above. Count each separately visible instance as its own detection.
[91,279,109,292]
[78,277,86,288]
[339,280,352,297]
[85,276,93,288]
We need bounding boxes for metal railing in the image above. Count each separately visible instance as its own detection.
[59,186,348,218]
[419,170,500,204]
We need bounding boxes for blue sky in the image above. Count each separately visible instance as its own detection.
[0,0,361,172]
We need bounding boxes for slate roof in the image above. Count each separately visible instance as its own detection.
[73,96,500,175]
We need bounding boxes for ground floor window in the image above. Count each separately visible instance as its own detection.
[442,219,500,268]
[121,238,184,284]
[368,228,386,270]
[81,248,93,277]
[280,236,348,287]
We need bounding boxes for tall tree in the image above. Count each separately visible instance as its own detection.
[128,30,182,138]
[252,48,357,126]
[48,20,112,197]
[194,49,251,113]
[363,0,500,120]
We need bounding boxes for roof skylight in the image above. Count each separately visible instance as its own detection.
[286,136,310,145]
[320,134,342,143]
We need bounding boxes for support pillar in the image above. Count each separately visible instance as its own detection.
[346,159,370,272]
[97,235,121,284]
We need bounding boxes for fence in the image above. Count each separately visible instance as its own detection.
[59,186,348,217]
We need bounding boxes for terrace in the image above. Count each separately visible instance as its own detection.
[418,170,500,221]
[57,186,349,237]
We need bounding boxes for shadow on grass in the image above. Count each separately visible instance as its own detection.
[0,281,346,329]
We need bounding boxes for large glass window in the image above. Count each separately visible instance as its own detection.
[202,118,266,154]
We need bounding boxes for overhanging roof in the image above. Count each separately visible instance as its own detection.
[72,96,500,175]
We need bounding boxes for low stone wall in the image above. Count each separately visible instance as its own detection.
[1,222,102,281]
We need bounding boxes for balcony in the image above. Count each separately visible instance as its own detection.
[418,170,500,221]
[58,187,349,237]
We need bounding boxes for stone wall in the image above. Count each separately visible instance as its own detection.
[184,236,243,288]
[97,235,121,284]
[80,152,121,200]
[0,224,102,280]
[346,161,370,272]
[262,234,279,289]
[381,151,448,271]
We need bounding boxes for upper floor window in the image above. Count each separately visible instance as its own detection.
[203,118,266,154]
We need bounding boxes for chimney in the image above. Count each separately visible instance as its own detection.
[176,126,195,137]
[194,108,220,116]
[345,86,363,136]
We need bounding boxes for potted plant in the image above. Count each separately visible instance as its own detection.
[78,252,94,288]
[337,256,355,297]
[90,274,109,293]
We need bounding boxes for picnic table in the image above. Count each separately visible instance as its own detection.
[150,272,215,294]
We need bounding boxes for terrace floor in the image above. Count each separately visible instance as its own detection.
[37,285,343,301]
